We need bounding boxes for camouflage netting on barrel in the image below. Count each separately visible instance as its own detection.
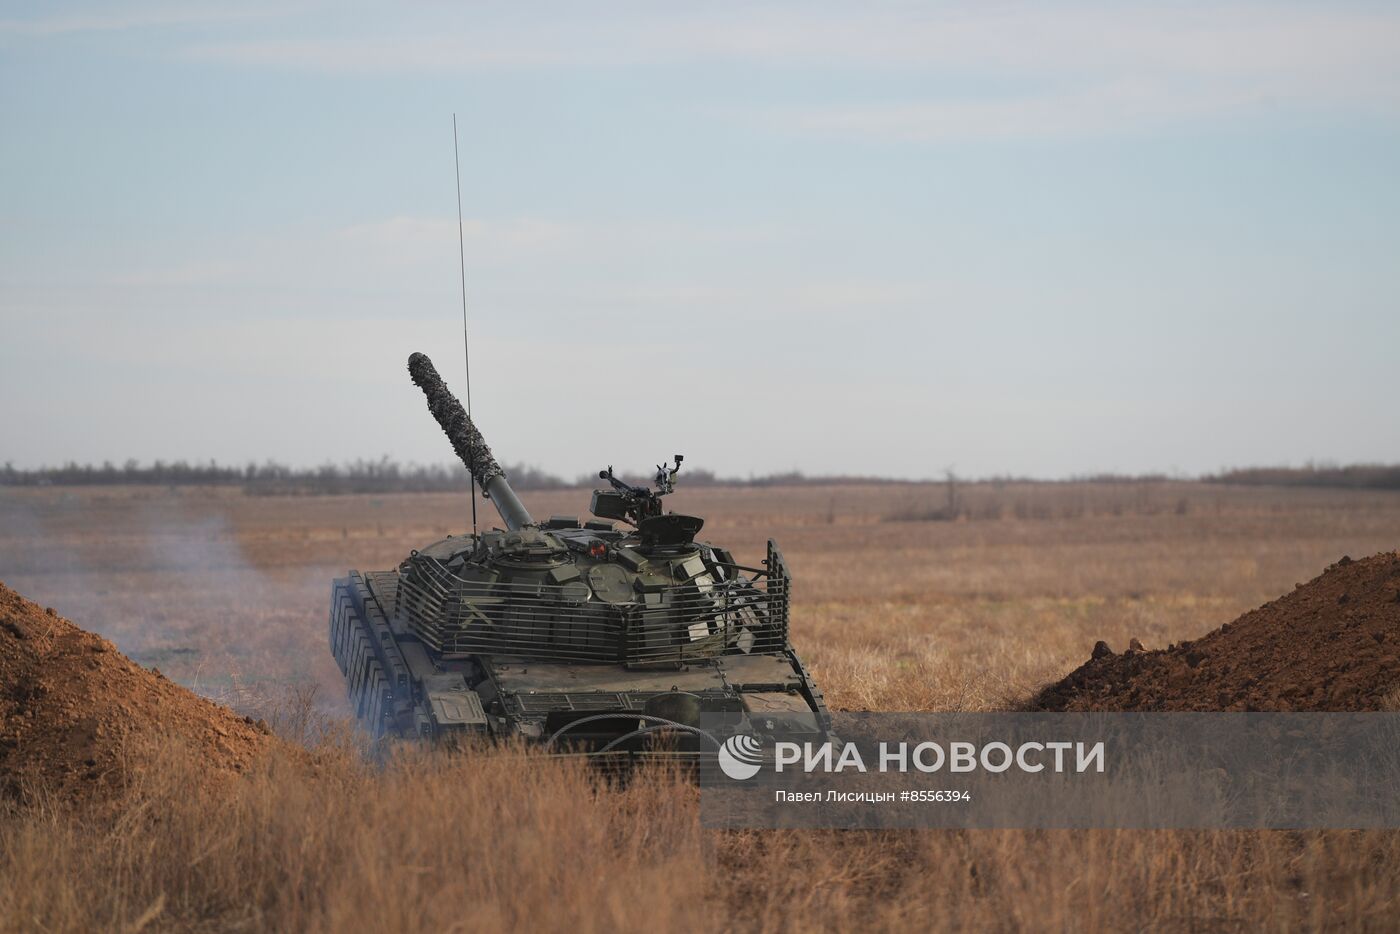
[407,351,505,489]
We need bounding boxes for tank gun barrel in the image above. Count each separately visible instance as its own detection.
[407,352,533,531]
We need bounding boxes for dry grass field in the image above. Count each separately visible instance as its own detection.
[3,480,1400,931]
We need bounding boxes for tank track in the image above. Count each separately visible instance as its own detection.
[329,572,412,738]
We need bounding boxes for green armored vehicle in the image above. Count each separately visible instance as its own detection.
[329,352,830,758]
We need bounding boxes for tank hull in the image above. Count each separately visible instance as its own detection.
[329,560,831,754]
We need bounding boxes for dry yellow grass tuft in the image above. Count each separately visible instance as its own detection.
[1,732,712,933]
[4,729,1400,931]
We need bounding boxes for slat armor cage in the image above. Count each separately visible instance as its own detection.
[395,542,791,666]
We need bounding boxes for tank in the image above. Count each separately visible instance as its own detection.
[329,352,830,760]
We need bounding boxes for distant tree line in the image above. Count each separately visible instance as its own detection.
[0,459,899,494]
[1207,463,1400,490]
[5,459,1397,494]
[0,458,570,495]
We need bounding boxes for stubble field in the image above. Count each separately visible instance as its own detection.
[3,480,1400,931]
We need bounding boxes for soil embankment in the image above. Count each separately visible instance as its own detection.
[0,581,278,802]
[1034,553,1400,711]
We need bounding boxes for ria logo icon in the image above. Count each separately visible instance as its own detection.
[718,733,764,780]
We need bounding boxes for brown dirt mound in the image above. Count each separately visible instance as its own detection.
[1033,552,1400,711]
[0,580,279,803]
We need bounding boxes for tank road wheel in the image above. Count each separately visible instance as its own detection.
[329,573,411,739]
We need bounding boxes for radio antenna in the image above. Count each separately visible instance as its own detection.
[452,113,478,537]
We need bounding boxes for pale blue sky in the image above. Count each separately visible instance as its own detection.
[2,1,1398,479]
